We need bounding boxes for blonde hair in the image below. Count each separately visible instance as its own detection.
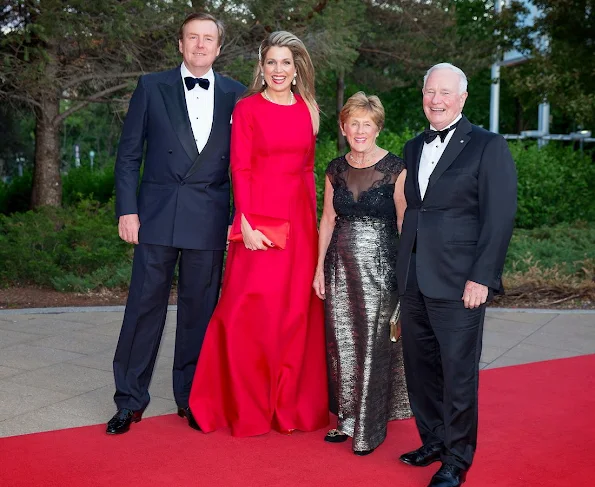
[245,31,319,134]
[339,91,385,131]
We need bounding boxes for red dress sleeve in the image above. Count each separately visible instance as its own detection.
[230,99,252,234]
[303,134,317,216]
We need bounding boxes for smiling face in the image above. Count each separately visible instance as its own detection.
[178,19,221,77]
[262,46,296,95]
[341,110,380,154]
[422,69,468,130]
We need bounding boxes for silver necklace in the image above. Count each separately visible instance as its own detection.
[348,146,378,166]
[263,89,294,105]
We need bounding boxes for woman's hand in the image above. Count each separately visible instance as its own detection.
[241,214,273,251]
[312,268,326,300]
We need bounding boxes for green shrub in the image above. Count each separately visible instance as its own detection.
[505,221,595,276]
[0,161,115,215]
[0,171,33,214]
[0,198,132,291]
[62,162,116,206]
[510,142,595,229]
[376,128,417,157]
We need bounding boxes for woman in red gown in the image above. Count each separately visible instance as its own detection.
[188,31,328,437]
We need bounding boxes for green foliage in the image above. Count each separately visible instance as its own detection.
[0,199,132,291]
[0,171,33,214]
[510,141,595,228]
[503,0,595,128]
[1,163,116,214]
[314,138,340,213]
[62,163,116,206]
[506,222,595,277]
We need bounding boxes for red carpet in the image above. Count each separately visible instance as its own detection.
[2,355,594,486]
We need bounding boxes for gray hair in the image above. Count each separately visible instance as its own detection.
[423,63,468,94]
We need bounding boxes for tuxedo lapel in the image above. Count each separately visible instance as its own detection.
[410,135,424,203]
[425,116,472,197]
[158,69,199,166]
[184,73,236,180]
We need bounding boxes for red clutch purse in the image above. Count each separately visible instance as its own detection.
[229,213,290,249]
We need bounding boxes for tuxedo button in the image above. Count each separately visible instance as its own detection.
[180,181,186,186]
[168,150,172,154]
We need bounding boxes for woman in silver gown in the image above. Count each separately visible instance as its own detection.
[313,92,411,455]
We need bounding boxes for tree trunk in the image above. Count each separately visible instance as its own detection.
[31,95,62,208]
[336,69,346,153]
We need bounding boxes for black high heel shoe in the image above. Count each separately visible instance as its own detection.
[324,429,349,443]
[354,448,375,456]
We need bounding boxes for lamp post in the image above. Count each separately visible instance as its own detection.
[89,150,96,169]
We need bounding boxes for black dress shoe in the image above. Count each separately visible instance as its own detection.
[354,448,375,456]
[106,408,142,435]
[177,407,201,431]
[399,443,442,467]
[324,428,349,443]
[428,463,467,487]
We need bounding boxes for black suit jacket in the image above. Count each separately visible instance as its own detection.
[396,116,517,300]
[115,67,245,250]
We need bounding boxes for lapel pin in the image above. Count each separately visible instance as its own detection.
[460,140,464,143]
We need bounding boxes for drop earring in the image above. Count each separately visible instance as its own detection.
[292,72,297,86]
[261,72,265,86]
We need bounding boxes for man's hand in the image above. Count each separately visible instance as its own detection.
[118,214,140,244]
[462,280,488,309]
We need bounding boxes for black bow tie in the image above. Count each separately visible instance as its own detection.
[184,77,210,91]
[424,120,460,144]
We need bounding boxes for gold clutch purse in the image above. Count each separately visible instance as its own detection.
[389,300,401,343]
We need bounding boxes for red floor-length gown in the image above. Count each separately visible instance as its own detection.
[188,93,329,437]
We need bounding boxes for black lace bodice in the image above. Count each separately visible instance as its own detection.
[326,152,405,221]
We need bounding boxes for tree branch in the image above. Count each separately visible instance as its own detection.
[62,71,146,91]
[55,82,130,125]
[357,47,426,68]
[0,92,43,109]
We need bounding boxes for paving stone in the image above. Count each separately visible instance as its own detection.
[0,344,84,370]
[483,317,545,337]
[480,345,509,363]
[522,331,595,354]
[485,311,559,326]
[0,365,25,380]
[0,381,71,422]
[0,317,92,336]
[501,343,583,363]
[8,363,113,395]
[0,329,40,349]
[59,312,125,326]
[28,331,115,355]
[482,329,526,349]
[0,404,100,437]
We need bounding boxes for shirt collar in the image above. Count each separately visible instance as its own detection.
[180,63,214,89]
[429,113,462,133]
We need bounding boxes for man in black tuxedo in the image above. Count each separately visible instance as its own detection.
[107,13,245,435]
[396,63,517,486]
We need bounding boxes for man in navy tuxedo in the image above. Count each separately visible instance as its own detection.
[107,12,245,435]
[396,63,517,486]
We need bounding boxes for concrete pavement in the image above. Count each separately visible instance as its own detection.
[0,306,594,438]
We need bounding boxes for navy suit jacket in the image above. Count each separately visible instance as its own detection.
[396,116,517,301]
[115,67,245,250]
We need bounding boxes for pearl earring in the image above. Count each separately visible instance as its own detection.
[292,73,297,86]
[261,72,265,86]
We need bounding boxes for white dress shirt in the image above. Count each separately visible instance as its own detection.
[418,114,462,199]
[180,63,215,153]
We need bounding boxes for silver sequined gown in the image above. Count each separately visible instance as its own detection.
[324,153,411,452]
